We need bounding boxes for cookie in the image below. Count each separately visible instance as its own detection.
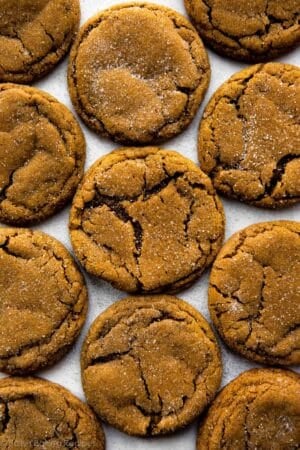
[81,295,222,436]
[0,228,88,374]
[209,221,300,366]
[0,377,105,449]
[198,63,300,208]
[0,83,85,225]
[197,368,300,449]
[0,0,80,83]
[68,3,210,144]
[70,147,225,293]
[185,0,300,62]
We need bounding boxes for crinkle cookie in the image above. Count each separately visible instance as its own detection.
[197,368,300,450]
[0,227,87,374]
[0,83,85,225]
[70,147,225,293]
[209,221,300,366]
[185,0,300,62]
[198,63,300,208]
[68,3,210,144]
[81,295,222,436]
[0,0,80,83]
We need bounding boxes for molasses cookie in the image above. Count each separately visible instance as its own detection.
[0,228,87,374]
[185,0,300,62]
[68,3,210,144]
[81,295,222,436]
[0,377,105,449]
[0,84,85,225]
[198,63,300,208]
[209,221,300,366]
[0,0,80,83]
[70,147,225,293]
[197,368,300,449]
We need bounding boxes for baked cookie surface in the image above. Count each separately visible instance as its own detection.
[209,221,300,366]
[0,84,85,225]
[198,63,300,208]
[81,295,222,436]
[197,368,300,449]
[68,3,210,144]
[185,0,300,62]
[70,147,225,293]
[0,0,80,83]
[0,377,105,449]
[0,228,87,374]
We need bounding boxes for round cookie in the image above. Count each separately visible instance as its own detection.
[0,377,105,449]
[81,295,222,436]
[198,63,300,208]
[185,0,300,62]
[0,227,88,374]
[0,0,80,83]
[70,147,225,293]
[197,368,300,449]
[68,3,210,144]
[0,84,85,225]
[209,221,300,366]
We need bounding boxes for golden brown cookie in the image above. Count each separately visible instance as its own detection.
[70,147,225,293]
[198,63,300,208]
[0,228,88,375]
[209,221,300,366]
[0,377,105,449]
[197,368,300,449]
[0,83,85,225]
[0,0,80,83]
[81,295,222,436]
[68,3,210,144]
[185,0,300,62]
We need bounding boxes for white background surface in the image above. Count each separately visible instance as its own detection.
[2,1,299,449]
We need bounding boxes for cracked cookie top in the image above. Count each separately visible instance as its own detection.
[81,295,222,436]
[198,63,300,208]
[185,0,300,62]
[0,84,85,225]
[197,368,300,449]
[0,377,105,449]
[68,3,210,144]
[70,147,225,293]
[209,221,300,366]
[0,0,80,83]
[0,228,87,374]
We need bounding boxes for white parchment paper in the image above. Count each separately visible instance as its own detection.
[1,1,299,448]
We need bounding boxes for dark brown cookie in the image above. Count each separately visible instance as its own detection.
[198,63,300,208]
[0,83,85,225]
[0,0,80,83]
[197,368,300,449]
[185,0,300,62]
[0,377,105,449]
[68,3,210,144]
[209,221,300,366]
[70,147,225,293]
[0,228,88,375]
[81,295,222,436]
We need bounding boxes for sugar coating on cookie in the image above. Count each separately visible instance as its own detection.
[197,368,300,449]
[0,228,88,374]
[0,377,105,449]
[0,84,85,225]
[185,0,300,62]
[0,0,80,83]
[68,3,210,144]
[81,295,222,436]
[198,63,300,208]
[70,147,225,293]
[209,221,300,366]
